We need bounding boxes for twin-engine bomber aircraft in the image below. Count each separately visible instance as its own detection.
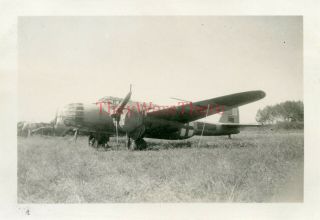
[53,88,266,150]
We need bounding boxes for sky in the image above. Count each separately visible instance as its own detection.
[18,16,303,123]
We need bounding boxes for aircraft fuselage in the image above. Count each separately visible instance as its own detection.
[55,102,240,139]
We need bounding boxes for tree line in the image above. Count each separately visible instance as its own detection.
[256,101,303,125]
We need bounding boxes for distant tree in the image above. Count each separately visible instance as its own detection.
[256,101,303,124]
[256,109,266,125]
[256,106,274,124]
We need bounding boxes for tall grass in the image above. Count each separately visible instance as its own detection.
[18,130,303,202]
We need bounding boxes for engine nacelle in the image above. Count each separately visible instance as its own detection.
[119,109,145,140]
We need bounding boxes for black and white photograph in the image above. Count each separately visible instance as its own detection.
[17,16,303,203]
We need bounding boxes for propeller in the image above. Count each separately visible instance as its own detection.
[111,85,132,145]
[112,84,132,118]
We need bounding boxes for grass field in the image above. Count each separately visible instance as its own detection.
[18,129,303,203]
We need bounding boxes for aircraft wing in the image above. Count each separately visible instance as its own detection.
[146,90,265,123]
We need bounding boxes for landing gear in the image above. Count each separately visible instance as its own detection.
[88,132,147,151]
[228,134,232,139]
[128,138,147,151]
[88,133,95,147]
[126,134,131,150]
[88,133,110,149]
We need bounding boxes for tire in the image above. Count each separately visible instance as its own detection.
[129,138,147,151]
[137,138,147,150]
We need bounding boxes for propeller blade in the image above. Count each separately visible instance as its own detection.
[112,85,132,118]
[111,85,132,146]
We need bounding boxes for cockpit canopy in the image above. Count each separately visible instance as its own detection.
[97,96,123,105]
[97,96,138,106]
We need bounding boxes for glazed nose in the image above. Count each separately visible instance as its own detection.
[62,103,84,127]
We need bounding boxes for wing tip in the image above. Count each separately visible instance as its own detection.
[256,90,266,99]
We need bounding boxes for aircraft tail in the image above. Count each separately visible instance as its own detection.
[219,107,239,123]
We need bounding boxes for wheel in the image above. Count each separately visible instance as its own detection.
[136,138,147,150]
[129,138,147,151]
[98,134,109,148]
